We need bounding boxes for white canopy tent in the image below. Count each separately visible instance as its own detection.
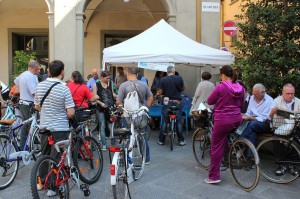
[102,19,234,70]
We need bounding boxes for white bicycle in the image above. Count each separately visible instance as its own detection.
[109,106,148,199]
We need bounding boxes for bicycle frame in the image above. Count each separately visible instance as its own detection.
[3,111,39,165]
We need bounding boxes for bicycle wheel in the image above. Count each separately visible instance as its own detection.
[192,128,211,169]
[257,136,300,184]
[0,134,19,190]
[112,151,131,199]
[229,138,260,192]
[170,119,175,151]
[29,127,42,161]
[73,136,103,184]
[31,155,70,199]
[132,133,146,180]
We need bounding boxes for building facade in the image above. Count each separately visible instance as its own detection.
[0,0,234,95]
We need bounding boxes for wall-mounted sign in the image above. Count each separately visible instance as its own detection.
[138,62,175,72]
[202,2,220,13]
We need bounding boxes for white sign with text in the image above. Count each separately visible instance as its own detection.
[202,2,220,13]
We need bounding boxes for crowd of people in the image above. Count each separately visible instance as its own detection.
[1,60,299,191]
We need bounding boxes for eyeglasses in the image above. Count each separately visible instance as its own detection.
[284,93,295,95]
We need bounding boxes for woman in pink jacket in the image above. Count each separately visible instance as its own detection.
[204,65,244,184]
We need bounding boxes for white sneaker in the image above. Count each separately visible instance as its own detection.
[46,190,57,197]
[37,184,43,191]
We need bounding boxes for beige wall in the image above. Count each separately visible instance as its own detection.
[0,0,48,85]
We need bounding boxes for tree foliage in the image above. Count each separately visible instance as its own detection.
[234,0,300,97]
[11,50,37,85]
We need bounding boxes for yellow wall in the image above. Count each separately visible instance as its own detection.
[0,1,48,84]
[220,0,258,52]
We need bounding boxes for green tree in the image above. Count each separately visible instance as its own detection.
[234,0,300,97]
[11,50,37,85]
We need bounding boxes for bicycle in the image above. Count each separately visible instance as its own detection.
[109,106,147,199]
[192,106,260,192]
[30,130,92,198]
[257,109,300,184]
[0,109,40,190]
[69,106,104,184]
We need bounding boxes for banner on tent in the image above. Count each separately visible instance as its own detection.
[138,62,175,72]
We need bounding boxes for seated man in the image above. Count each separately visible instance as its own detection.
[269,83,300,176]
[241,83,274,150]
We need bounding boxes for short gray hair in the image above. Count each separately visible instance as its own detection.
[167,66,175,73]
[253,83,265,92]
[127,67,139,75]
[28,60,40,68]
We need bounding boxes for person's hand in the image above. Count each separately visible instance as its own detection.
[269,108,277,117]
[242,115,249,121]
[100,102,107,108]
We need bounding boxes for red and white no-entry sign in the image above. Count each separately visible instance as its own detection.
[223,20,238,36]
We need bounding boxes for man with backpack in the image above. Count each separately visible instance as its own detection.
[116,67,153,164]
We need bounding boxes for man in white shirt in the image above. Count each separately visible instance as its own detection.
[14,60,40,149]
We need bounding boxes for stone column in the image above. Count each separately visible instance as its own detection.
[51,0,85,80]
[76,13,85,75]
[47,12,54,62]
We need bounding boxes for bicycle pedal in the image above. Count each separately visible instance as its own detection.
[80,184,90,197]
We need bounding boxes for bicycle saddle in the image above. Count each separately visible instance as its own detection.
[169,105,179,111]
[114,128,132,138]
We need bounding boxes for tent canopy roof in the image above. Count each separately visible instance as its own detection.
[103,19,234,66]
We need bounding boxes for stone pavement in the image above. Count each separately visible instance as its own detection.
[1,130,299,199]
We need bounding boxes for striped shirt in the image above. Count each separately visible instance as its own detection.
[34,78,75,132]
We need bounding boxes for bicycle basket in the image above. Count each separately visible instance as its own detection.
[191,110,210,128]
[125,114,149,129]
[272,117,295,136]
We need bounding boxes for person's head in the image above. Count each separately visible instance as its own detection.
[48,60,64,79]
[117,67,124,75]
[201,72,212,80]
[167,66,175,75]
[91,69,99,80]
[71,71,84,84]
[87,74,92,80]
[127,67,139,77]
[282,83,295,103]
[252,83,266,101]
[100,70,111,83]
[219,65,237,82]
[28,60,41,75]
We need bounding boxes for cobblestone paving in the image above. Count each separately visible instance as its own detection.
[1,130,299,199]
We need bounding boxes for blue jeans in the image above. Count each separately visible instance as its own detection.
[97,110,111,146]
[159,101,184,142]
[240,120,271,156]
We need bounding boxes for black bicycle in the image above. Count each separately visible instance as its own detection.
[192,108,260,191]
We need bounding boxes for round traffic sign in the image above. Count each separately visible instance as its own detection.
[223,20,238,36]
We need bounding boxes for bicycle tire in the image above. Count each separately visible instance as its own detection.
[257,136,300,184]
[0,134,19,190]
[229,138,260,192]
[132,133,146,180]
[73,135,103,184]
[29,127,42,161]
[30,155,70,199]
[192,128,211,169]
[170,120,174,151]
[112,151,131,199]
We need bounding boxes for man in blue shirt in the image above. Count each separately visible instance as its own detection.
[87,69,100,91]
[241,83,275,148]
